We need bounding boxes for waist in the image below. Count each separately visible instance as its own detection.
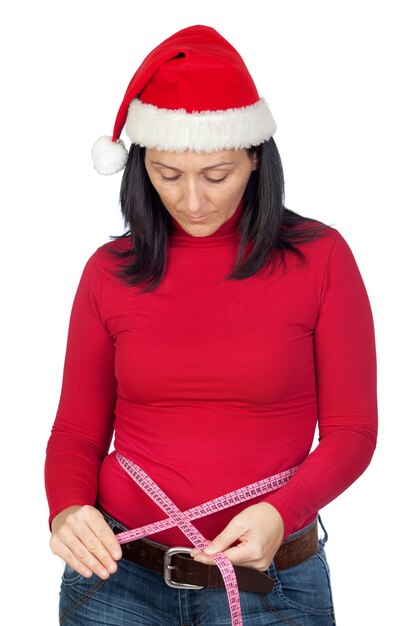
[98,451,314,545]
[101,508,319,593]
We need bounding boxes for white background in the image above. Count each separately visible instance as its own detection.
[1,1,415,624]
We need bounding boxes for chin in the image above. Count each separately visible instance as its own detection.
[183,224,220,237]
[183,222,221,238]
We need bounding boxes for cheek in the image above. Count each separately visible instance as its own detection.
[213,178,249,209]
[157,188,178,213]
[148,178,177,210]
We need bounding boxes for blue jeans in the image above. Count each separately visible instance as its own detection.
[59,514,336,625]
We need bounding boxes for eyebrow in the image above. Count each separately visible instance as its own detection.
[150,160,235,172]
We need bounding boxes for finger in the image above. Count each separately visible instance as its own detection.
[51,535,111,580]
[85,511,123,561]
[75,524,120,575]
[70,507,122,563]
[53,515,120,578]
[192,542,271,571]
[191,519,246,566]
[190,549,217,566]
[219,543,266,569]
[191,541,251,567]
[50,535,93,578]
[204,522,244,557]
[191,544,247,567]
[74,538,116,579]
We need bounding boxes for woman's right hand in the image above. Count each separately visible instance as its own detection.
[50,505,123,579]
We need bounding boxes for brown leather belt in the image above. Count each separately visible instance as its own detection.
[114,520,318,593]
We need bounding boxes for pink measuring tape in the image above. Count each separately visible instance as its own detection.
[116,453,297,626]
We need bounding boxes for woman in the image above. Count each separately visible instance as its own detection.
[45,25,378,625]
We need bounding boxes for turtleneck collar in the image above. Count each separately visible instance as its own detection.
[169,199,244,248]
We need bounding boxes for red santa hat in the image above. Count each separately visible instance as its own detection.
[91,25,277,175]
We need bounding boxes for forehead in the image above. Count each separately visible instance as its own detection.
[145,148,249,169]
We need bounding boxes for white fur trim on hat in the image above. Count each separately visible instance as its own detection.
[125,98,276,152]
[91,135,129,175]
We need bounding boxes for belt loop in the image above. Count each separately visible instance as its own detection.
[318,514,328,546]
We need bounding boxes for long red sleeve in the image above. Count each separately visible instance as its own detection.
[265,231,377,532]
[45,258,117,524]
[45,211,377,540]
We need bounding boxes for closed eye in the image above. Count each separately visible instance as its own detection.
[160,175,180,182]
[205,176,226,185]
[160,175,227,185]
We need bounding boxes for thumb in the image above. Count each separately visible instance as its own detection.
[204,521,242,556]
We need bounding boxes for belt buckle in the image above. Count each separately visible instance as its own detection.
[164,547,204,590]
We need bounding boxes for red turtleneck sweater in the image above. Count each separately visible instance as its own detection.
[45,206,377,542]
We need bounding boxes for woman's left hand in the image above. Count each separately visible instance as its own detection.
[190,502,284,571]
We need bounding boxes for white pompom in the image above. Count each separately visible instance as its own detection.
[91,135,129,175]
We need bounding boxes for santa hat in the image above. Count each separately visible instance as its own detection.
[91,25,276,175]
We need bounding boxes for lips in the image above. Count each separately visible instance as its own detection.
[187,214,213,223]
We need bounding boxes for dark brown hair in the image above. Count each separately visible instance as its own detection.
[113,138,325,291]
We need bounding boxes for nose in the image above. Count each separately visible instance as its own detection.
[183,179,205,214]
